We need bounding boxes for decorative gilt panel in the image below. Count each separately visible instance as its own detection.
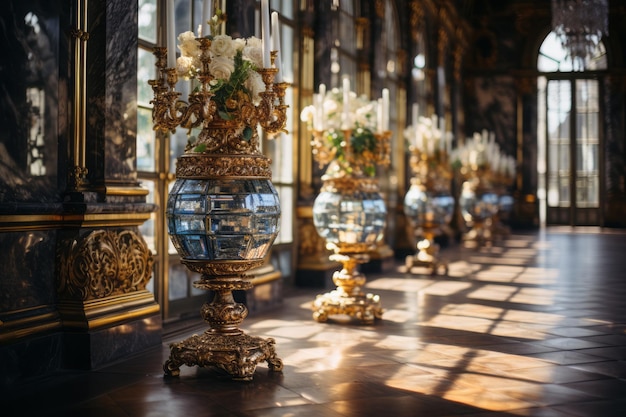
[57,229,154,300]
[297,219,327,258]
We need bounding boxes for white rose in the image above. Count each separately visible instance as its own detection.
[246,36,262,48]
[178,31,199,57]
[233,38,246,52]
[209,55,235,80]
[210,35,236,58]
[176,56,194,78]
[244,71,266,104]
[355,101,377,129]
[300,105,315,123]
[243,44,263,69]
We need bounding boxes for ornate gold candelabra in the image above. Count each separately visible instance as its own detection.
[150,39,288,380]
[310,128,390,324]
[403,148,453,275]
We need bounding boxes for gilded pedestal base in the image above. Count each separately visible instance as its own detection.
[463,218,493,248]
[405,238,448,275]
[311,253,383,324]
[163,265,283,381]
[490,213,511,240]
[312,289,383,324]
[164,331,283,381]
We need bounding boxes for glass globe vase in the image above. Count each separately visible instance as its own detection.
[167,176,281,263]
[404,183,454,230]
[313,185,386,252]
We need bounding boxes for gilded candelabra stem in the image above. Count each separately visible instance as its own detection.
[256,67,279,133]
[265,81,290,135]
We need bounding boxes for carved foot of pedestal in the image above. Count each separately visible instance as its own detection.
[312,290,383,324]
[163,331,283,381]
[406,255,448,276]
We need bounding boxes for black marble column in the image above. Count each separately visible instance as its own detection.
[55,0,161,369]
[0,0,160,385]
[86,0,139,190]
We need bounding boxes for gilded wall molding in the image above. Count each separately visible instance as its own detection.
[0,212,152,232]
[57,229,154,300]
[69,0,89,190]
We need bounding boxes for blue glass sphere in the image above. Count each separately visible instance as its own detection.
[167,178,281,261]
[459,181,499,222]
[313,189,386,248]
[404,184,454,228]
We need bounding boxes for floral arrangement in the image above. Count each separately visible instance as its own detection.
[300,87,385,177]
[174,10,266,120]
[449,130,516,182]
[403,114,452,162]
[403,114,454,191]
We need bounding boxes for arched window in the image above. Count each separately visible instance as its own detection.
[537,31,606,226]
[538,31,607,72]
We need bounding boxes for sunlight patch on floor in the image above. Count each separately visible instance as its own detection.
[466,284,555,305]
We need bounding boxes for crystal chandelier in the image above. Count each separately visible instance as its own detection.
[551,0,609,66]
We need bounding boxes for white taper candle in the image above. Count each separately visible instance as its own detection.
[202,0,212,37]
[342,77,350,129]
[271,12,283,82]
[261,0,271,68]
[167,0,176,68]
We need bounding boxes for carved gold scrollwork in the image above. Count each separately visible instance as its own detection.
[191,120,260,154]
[200,300,248,327]
[175,154,272,179]
[57,229,154,300]
[181,259,265,275]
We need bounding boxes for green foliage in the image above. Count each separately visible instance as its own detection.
[325,123,380,177]
[210,51,256,118]
[193,143,207,153]
[243,126,253,141]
